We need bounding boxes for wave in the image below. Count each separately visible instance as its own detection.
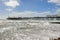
[0,20,60,40]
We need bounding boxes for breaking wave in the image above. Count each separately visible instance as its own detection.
[0,19,60,40]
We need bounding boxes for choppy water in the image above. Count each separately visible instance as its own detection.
[0,19,60,40]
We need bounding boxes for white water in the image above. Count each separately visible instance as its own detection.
[0,19,60,40]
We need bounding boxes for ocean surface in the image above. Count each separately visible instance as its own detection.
[0,19,60,40]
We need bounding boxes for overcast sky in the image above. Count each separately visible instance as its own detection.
[0,0,60,19]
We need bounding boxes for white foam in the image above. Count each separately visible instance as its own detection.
[0,20,60,40]
[0,27,13,33]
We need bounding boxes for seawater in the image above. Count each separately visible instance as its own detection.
[0,19,60,40]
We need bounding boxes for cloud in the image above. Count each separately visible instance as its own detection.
[0,11,52,19]
[55,8,60,15]
[4,0,20,8]
[0,14,8,19]
[48,0,60,5]
[5,8,13,11]
[8,11,51,17]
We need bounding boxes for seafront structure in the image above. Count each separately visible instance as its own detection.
[7,14,60,21]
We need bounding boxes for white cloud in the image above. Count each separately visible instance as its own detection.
[5,8,13,11]
[0,11,52,19]
[4,0,20,8]
[8,11,51,17]
[0,14,8,19]
[55,8,60,15]
[48,0,60,5]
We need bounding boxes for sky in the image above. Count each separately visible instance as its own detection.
[0,0,60,19]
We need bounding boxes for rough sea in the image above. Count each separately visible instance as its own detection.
[0,19,60,40]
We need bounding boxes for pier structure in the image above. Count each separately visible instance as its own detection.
[33,17,60,21]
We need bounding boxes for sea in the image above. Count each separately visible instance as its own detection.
[0,19,60,40]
